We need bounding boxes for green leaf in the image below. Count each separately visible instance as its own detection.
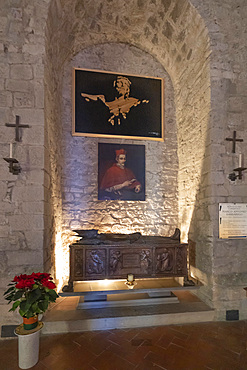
[48,289,59,300]
[27,289,42,305]
[3,286,15,295]
[18,308,25,317]
[20,300,31,313]
[13,290,24,300]
[5,295,14,301]
[31,302,40,313]
[12,301,20,310]
[25,311,35,319]
[38,300,48,312]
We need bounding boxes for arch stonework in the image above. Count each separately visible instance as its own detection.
[1,0,247,328]
[44,0,247,319]
[44,0,211,297]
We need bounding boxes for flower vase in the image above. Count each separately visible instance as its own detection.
[23,315,38,330]
[15,322,43,369]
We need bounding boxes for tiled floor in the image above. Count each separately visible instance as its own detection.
[1,320,247,370]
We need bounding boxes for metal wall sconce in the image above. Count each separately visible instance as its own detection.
[3,116,29,175]
[229,154,246,181]
[229,167,247,181]
[3,157,21,175]
[3,143,21,175]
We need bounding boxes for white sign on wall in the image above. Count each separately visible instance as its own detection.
[219,203,247,239]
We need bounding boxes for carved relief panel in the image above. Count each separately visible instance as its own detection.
[74,249,84,278]
[85,249,106,278]
[109,248,152,277]
[155,247,175,274]
[68,241,187,283]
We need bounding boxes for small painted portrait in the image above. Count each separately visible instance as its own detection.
[98,143,145,201]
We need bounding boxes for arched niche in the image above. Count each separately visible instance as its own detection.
[44,0,211,295]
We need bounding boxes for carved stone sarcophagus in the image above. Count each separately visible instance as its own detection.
[64,229,188,291]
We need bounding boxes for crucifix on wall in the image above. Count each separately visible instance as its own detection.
[4,115,30,175]
[226,130,246,181]
[225,130,243,153]
[5,115,29,142]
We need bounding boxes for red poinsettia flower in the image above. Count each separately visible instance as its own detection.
[31,272,52,281]
[15,278,35,289]
[41,278,56,289]
[13,274,29,282]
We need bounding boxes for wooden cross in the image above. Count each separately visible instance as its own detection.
[5,115,29,142]
[225,130,243,153]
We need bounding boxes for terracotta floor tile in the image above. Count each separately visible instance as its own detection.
[156,332,175,349]
[134,356,168,370]
[2,321,247,369]
[106,342,147,366]
[73,332,112,356]
[145,348,175,369]
[90,349,136,370]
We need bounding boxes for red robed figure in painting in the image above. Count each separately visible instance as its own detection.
[100,149,141,200]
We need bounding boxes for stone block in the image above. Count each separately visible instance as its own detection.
[228,96,247,113]
[12,184,44,202]
[0,252,7,273]
[7,52,24,64]
[0,238,10,251]
[0,225,9,238]
[24,230,44,250]
[22,125,44,145]
[14,92,34,108]
[6,250,43,267]
[0,17,7,33]
[33,64,44,78]
[27,146,45,167]
[0,91,12,107]
[24,169,44,184]
[0,63,9,77]
[10,64,33,80]
[34,82,44,108]
[8,214,44,231]
[6,79,31,92]
[22,201,44,214]
[227,112,245,130]
[22,43,45,56]
[14,108,44,124]
[10,7,22,20]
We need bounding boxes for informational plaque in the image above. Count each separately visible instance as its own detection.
[219,203,247,239]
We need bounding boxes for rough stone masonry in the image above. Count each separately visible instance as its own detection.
[0,0,247,327]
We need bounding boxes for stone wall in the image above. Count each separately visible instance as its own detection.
[0,1,48,326]
[192,0,247,319]
[0,0,247,327]
[44,0,211,290]
[56,44,178,285]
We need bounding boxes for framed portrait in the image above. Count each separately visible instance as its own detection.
[98,143,145,201]
[72,68,163,141]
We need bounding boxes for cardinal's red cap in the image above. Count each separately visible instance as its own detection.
[115,149,126,157]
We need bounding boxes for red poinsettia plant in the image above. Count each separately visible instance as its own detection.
[4,272,59,318]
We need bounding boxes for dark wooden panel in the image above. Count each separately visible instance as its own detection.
[68,241,187,283]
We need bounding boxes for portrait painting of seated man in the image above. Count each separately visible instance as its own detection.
[98,143,145,201]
